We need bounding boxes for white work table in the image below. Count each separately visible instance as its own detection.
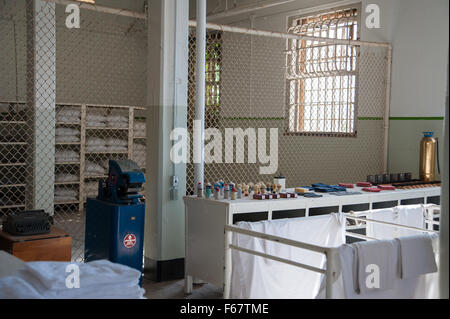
[184,186,441,297]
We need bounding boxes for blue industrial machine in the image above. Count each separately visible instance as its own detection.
[85,159,146,284]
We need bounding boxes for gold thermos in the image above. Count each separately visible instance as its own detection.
[419,132,438,182]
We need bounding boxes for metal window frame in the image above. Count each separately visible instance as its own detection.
[286,4,361,137]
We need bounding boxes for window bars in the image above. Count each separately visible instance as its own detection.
[286,7,360,136]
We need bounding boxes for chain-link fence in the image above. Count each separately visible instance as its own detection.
[1,0,390,262]
[186,23,390,194]
[0,0,147,262]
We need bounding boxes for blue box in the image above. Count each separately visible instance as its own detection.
[84,198,145,283]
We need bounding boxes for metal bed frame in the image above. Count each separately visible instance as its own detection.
[223,204,440,299]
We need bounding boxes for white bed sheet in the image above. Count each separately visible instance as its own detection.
[230,213,346,299]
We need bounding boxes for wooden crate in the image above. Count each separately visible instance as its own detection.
[0,226,72,262]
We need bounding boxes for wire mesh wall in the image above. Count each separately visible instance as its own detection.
[0,0,147,262]
[186,24,390,195]
[1,0,390,261]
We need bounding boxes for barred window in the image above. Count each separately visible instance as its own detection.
[286,7,360,136]
[188,31,222,129]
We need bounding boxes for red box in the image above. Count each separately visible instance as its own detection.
[362,187,381,192]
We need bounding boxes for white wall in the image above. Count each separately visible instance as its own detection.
[201,0,449,179]
[361,0,448,117]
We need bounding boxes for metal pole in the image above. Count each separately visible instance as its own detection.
[206,0,296,20]
[325,249,334,299]
[440,56,449,299]
[383,46,393,173]
[41,0,146,19]
[188,20,391,49]
[194,0,206,194]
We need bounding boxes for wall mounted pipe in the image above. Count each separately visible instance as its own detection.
[42,0,146,19]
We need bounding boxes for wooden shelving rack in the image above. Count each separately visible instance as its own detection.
[55,103,147,213]
[1,102,147,216]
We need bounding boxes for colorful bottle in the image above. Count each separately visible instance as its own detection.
[205,182,212,198]
[224,184,229,199]
[214,184,220,200]
[231,188,237,200]
[219,180,225,196]
[237,187,242,199]
[197,182,203,198]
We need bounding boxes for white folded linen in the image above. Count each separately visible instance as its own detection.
[0,260,146,299]
[56,127,80,137]
[86,121,107,128]
[318,236,440,299]
[106,145,128,152]
[54,195,78,202]
[86,113,107,122]
[85,160,106,174]
[55,188,78,197]
[353,239,397,294]
[56,135,80,143]
[56,116,81,124]
[86,145,108,153]
[107,115,128,128]
[132,153,146,168]
[134,121,146,130]
[55,174,79,183]
[0,276,43,299]
[22,259,141,290]
[55,150,79,162]
[86,137,106,146]
[107,115,128,123]
[57,107,81,118]
[0,276,146,299]
[106,138,128,146]
[85,181,99,196]
[107,121,128,128]
[56,108,81,124]
[395,233,438,279]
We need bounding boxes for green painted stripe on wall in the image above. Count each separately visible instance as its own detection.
[358,117,383,120]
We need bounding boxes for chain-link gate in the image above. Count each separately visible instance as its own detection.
[0,0,147,262]
[187,8,391,195]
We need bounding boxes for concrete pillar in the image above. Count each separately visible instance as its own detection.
[26,0,56,214]
[144,0,189,281]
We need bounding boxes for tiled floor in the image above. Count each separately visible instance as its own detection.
[142,278,223,299]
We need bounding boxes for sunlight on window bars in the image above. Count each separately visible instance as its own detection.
[286,7,359,136]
